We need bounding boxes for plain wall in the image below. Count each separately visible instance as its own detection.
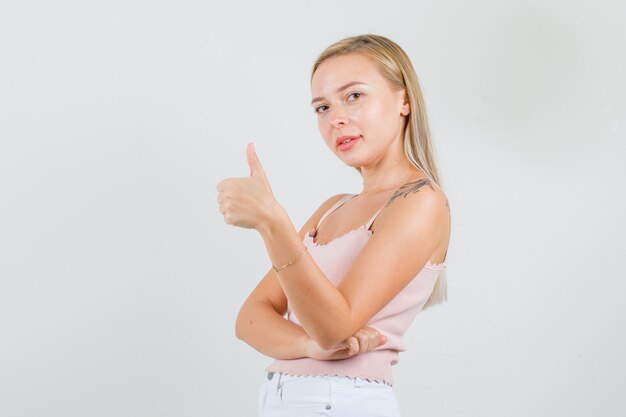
[1,0,625,416]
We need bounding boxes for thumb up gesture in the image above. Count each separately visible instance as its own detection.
[217,143,281,231]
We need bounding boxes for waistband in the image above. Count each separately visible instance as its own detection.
[263,370,392,388]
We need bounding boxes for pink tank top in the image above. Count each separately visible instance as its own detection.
[264,193,447,386]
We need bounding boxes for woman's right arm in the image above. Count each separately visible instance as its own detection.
[235,265,312,359]
[234,194,345,359]
[235,193,385,360]
[235,266,385,360]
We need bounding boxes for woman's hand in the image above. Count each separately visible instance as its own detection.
[303,327,387,361]
[216,143,280,231]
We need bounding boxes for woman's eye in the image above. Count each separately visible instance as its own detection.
[315,105,328,114]
[348,92,362,101]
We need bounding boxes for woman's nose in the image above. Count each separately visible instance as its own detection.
[329,108,349,128]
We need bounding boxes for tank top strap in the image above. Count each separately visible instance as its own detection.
[364,191,398,231]
[315,193,357,230]
[365,205,386,231]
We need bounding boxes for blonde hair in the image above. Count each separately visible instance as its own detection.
[310,34,448,310]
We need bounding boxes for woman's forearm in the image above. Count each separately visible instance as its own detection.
[258,206,352,350]
[235,300,310,360]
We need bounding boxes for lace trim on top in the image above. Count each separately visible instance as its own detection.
[308,193,447,269]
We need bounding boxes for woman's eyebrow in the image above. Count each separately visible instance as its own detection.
[311,81,367,105]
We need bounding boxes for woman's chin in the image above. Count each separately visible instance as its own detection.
[340,157,363,168]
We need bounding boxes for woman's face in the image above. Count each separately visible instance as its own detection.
[310,53,409,168]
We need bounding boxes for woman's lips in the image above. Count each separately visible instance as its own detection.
[337,136,362,151]
[335,135,362,147]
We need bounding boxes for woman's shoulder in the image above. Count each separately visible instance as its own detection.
[390,177,448,210]
[374,178,450,233]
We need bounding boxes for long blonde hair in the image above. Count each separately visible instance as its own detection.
[310,34,448,310]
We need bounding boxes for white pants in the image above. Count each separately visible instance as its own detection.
[258,371,402,417]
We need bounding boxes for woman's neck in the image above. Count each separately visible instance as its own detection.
[360,169,426,195]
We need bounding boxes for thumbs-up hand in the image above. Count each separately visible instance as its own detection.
[217,143,281,231]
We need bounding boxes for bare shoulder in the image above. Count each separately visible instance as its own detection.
[374,177,450,239]
[386,177,449,210]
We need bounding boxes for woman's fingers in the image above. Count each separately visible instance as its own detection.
[335,327,386,357]
[354,329,371,353]
[353,327,380,353]
[364,327,386,349]
[346,336,359,354]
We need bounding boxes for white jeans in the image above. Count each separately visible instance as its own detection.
[258,371,402,417]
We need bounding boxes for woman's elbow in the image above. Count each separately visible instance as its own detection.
[234,306,248,341]
[234,319,243,340]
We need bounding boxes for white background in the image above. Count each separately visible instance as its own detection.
[1,0,625,416]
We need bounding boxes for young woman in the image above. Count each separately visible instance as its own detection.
[217,34,451,417]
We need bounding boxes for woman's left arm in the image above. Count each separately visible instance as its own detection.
[258,187,448,351]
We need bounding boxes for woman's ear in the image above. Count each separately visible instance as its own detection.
[401,93,410,116]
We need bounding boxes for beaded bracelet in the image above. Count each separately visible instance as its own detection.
[272,246,308,273]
